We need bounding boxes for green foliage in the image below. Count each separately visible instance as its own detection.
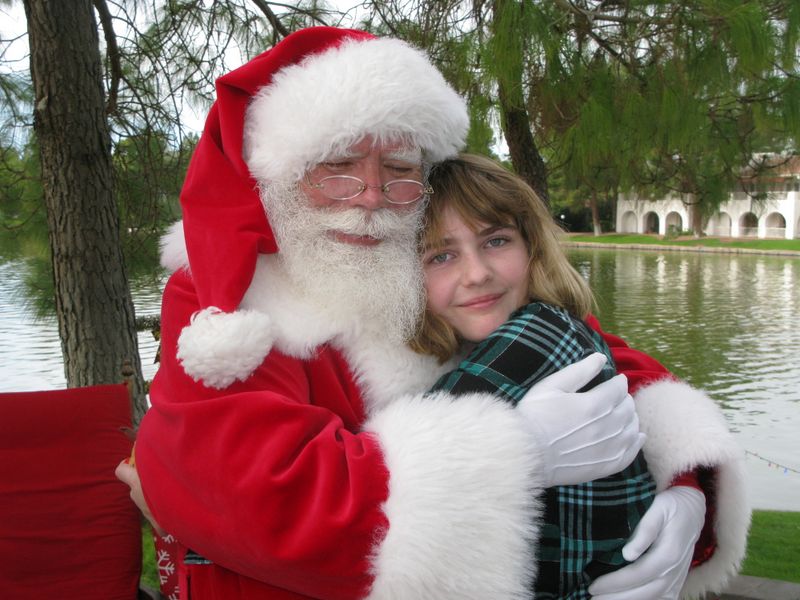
[465,93,497,156]
[0,128,193,311]
[0,1,363,315]
[2,1,798,273]
[113,131,193,279]
[375,0,799,225]
[0,141,56,316]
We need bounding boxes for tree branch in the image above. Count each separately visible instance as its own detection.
[552,0,671,27]
[92,0,121,115]
[369,0,402,37]
[249,0,290,38]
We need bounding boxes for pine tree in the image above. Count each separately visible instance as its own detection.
[370,0,800,233]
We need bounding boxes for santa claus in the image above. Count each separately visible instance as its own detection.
[118,26,749,600]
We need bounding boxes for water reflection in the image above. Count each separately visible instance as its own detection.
[570,248,800,510]
[0,260,163,391]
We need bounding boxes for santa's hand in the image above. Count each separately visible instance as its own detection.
[115,460,166,537]
[517,353,644,488]
[589,486,705,600]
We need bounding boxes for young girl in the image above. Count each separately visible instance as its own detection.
[411,153,658,599]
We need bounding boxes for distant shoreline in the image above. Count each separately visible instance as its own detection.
[561,234,800,258]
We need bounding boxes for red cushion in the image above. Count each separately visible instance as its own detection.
[0,384,141,599]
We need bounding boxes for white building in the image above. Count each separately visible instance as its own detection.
[616,157,800,239]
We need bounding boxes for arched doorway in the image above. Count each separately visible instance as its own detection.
[643,212,659,234]
[764,212,787,238]
[739,212,758,237]
[665,212,683,236]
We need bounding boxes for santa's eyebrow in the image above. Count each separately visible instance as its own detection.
[323,151,361,161]
[384,147,422,163]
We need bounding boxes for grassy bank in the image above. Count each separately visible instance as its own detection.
[141,525,159,589]
[566,232,800,254]
[740,510,800,583]
[139,509,800,588]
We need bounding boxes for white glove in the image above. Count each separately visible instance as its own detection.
[589,486,706,600]
[517,353,645,488]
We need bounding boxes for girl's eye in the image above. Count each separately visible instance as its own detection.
[486,236,510,248]
[427,251,453,265]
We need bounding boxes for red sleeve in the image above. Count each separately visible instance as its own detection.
[135,271,389,599]
[672,469,718,568]
[670,471,701,490]
[585,314,674,393]
[587,314,717,568]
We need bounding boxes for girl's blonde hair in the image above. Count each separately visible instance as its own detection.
[410,153,595,362]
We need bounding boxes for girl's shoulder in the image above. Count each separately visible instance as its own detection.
[500,300,575,334]
[494,301,614,367]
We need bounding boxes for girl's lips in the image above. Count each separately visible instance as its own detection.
[459,293,503,309]
[328,231,381,246]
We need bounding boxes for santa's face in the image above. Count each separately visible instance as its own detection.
[259,149,427,343]
[299,137,425,247]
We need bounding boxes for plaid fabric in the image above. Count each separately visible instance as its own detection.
[429,302,657,598]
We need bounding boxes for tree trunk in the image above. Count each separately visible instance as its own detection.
[24,0,146,424]
[497,79,550,206]
[589,191,602,236]
[690,201,704,238]
[490,0,549,206]
[609,190,618,232]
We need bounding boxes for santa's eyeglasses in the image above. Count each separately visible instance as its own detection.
[305,174,433,205]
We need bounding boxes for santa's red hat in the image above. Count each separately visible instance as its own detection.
[163,26,468,388]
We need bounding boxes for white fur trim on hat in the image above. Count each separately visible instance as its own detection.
[243,37,468,183]
[634,379,751,599]
[159,220,189,273]
[364,391,543,599]
[177,307,275,389]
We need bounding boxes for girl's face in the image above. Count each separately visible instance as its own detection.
[422,206,531,343]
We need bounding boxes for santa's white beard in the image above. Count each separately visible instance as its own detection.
[261,181,426,343]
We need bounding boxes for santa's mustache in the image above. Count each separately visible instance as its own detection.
[309,204,423,241]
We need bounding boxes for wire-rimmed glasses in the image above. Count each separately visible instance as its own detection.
[305,174,433,205]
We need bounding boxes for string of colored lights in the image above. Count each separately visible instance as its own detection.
[745,450,800,475]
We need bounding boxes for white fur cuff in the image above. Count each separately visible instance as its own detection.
[364,391,543,600]
[633,379,751,599]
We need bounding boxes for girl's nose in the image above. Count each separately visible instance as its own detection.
[461,253,492,286]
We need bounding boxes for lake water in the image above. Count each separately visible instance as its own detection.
[0,260,163,390]
[1,250,798,511]
[569,247,800,511]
